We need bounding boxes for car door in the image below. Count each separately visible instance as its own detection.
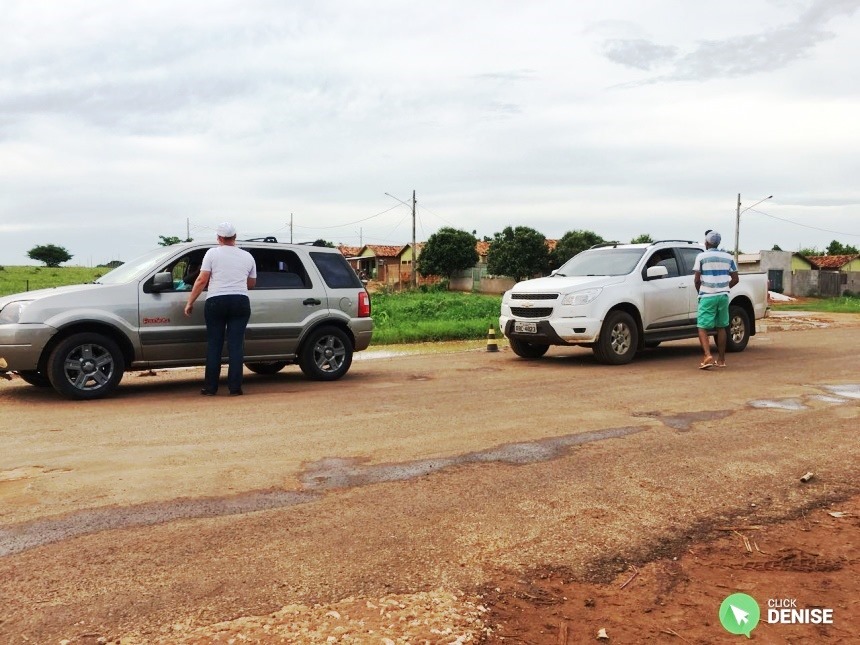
[677,247,706,322]
[640,249,691,328]
[138,248,211,364]
[242,246,324,360]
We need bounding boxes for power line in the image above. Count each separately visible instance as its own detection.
[292,204,403,230]
[748,209,860,238]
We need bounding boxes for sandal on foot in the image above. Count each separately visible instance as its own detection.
[699,358,716,370]
[715,361,727,368]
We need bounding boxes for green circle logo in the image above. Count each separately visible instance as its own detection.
[719,593,760,637]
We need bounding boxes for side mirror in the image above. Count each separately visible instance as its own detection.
[151,271,174,292]
[645,265,669,280]
[550,269,558,276]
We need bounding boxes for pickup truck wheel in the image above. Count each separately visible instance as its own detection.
[244,361,289,375]
[509,338,549,359]
[16,370,52,387]
[726,305,751,352]
[299,326,353,381]
[47,333,126,399]
[594,311,638,365]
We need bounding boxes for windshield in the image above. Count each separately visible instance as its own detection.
[95,246,183,285]
[555,248,646,277]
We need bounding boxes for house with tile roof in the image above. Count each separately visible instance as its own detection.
[793,254,860,297]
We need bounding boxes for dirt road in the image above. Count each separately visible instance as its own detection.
[1,313,858,643]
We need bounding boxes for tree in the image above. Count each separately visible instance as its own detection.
[312,239,335,247]
[27,244,73,267]
[417,227,478,279]
[630,233,654,244]
[771,244,783,251]
[158,235,192,246]
[826,240,859,255]
[552,229,606,266]
[487,226,550,281]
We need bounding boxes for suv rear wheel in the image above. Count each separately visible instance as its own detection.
[726,305,751,352]
[47,332,126,399]
[299,326,353,381]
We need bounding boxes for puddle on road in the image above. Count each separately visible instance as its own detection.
[820,384,860,399]
[0,426,646,557]
[749,398,809,411]
[0,490,318,558]
[300,426,646,491]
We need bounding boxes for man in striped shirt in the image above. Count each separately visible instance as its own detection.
[693,230,739,369]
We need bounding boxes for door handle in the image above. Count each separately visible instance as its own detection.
[303,298,322,306]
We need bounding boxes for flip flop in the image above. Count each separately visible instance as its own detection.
[715,362,727,368]
[699,358,716,370]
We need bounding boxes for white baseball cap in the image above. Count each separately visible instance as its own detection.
[216,222,237,238]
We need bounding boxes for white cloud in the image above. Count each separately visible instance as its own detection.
[1,0,859,267]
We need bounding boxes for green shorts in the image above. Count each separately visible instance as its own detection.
[697,294,729,329]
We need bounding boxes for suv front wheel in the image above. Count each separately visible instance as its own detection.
[299,326,353,381]
[593,310,638,365]
[47,332,126,399]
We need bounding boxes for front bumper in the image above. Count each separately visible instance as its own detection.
[0,324,57,372]
[499,315,601,345]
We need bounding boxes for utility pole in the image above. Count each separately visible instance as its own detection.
[290,213,293,244]
[412,190,417,288]
[734,194,772,263]
[734,193,741,263]
[186,217,190,241]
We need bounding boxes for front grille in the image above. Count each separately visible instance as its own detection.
[510,307,553,318]
[511,293,558,300]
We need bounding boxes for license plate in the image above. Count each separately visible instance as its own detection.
[514,321,537,333]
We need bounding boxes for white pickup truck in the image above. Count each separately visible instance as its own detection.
[499,240,769,364]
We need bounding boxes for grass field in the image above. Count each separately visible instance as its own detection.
[370,289,503,344]
[0,265,105,297]
[771,295,860,314]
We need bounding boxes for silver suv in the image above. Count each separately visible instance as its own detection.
[0,241,373,399]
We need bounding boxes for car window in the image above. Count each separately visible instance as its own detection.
[678,247,704,275]
[310,251,363,289]
[644,249,680,278]
[248,248,312,289]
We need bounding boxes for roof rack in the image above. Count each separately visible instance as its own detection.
[243,236,279,243]
[651,239,697,245]
[588,241,622,249]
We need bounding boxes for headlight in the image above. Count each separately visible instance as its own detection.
[561,288,602,306]
[0,301,31,324]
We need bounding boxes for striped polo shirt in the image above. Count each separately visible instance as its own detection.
[693,249,737,298]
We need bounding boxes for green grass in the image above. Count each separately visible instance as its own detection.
[771,295,860,314]
[371,290,502,344]
[0,265,105,296]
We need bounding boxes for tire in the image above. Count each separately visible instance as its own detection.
[726,305,751,353]
[593,310,638,365]
[509,338,549,359]
[47,332,126,400]
[16,370,52,387]
[244,361,289,375]
[298,326,353,381]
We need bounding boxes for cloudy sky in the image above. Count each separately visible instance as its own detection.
[2,0,859,266]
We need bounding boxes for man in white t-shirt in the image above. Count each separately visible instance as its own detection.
[184,222,257,395]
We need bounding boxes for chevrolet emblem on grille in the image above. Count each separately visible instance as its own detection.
[520,301,534,307]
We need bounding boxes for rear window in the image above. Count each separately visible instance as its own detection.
[311,252,362,289]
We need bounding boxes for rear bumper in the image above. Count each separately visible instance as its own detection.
[0,324,57,372]
[351,319,374,351]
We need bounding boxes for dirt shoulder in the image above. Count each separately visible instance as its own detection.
[0,319,858,643]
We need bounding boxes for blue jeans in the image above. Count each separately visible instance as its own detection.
[204,294,251,393]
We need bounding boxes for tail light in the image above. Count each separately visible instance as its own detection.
[358,291,371,318]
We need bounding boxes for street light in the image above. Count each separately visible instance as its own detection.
[734,194,773,262]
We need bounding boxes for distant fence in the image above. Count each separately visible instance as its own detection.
[792,270,860,297]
